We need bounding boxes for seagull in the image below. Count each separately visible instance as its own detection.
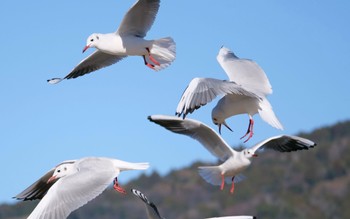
[148,115,316,194]
[176,47,282,142]
[14,157,149,219]
[47,0,176,84]
[132,189,256,219]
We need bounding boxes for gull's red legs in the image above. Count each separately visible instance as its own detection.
[113,177,126,195]
[146,48,161,66]
[143,55,155,69]
[220,174,225,190]
[240,118,254,143]
[230,176,235,194]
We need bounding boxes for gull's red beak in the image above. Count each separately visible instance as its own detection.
[82,44,90,53]
[47,175,57,184]
[252,154,258,157]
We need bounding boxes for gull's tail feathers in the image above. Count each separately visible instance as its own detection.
[149,37,176,71]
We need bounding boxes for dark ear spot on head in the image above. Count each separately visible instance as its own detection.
[96,35,99,40]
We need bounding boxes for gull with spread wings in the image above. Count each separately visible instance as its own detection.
[14,157,149,219]
[48,0,176,84]
[149,115,316,194]
[176,47,282,142]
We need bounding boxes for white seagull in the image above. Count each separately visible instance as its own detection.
[176,47,282,142]
[148,115,316,194]
[132,189,257,219]
[48,0,176,84]
[14,157,149,219]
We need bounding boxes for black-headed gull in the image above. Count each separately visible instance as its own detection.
[48,0,176,84]
[14,157,149,219]
[132,189,257,219]
[176,47,282,142]
[148,115,316,194]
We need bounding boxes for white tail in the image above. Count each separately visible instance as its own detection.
[258,97,283,130]
[149,37,176,71]
[113,159,150,171]
[199,166,246,186]
[198,166,222,186]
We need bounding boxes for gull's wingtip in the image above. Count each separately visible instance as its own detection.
[47,78,63,84]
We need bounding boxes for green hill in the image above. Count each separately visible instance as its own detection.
[1,120,350,219]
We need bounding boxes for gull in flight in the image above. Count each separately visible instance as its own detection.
[176,47,282,142]
[148,115,316,194]
[48,0,176,84]
[132,189,256,219]
[14,157,149,219]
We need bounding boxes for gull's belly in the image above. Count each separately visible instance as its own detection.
[99,35,153,56]
[221,157,251,176]
[219,94,259,117]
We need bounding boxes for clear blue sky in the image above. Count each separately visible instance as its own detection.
[1,0,349,203]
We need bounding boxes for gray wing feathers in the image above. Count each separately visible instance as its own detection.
[116,0,160,37]
[148,115,235,161]
[27,159,116,219]
[14,168,57,201]
[64,51,126,79]
[176,78,260,118]
[252,135,316,153]
[217,47,272,96]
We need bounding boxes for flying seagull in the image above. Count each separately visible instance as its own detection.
[148,115,316,194]
[15,157,149,219]
[48,0,176,84]
[176,47,282,142]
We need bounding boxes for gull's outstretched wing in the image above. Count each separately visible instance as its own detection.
[217,47,272,96]
[116,0,160,37]
[26,158,117,219]
[148,115,236,161]
[176,77,260,118]
[250,135,316,154]
[14,160,76,201]
[48,51,126,84]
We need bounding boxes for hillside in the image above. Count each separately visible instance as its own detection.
[1,120,350,219]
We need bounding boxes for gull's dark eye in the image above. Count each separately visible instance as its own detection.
[90,39,94,42]
[57,170,61,173]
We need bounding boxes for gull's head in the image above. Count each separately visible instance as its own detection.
[242,148,258,159]
[217,46,238,61]
[47,162,75,183]
[83,33,100,53]
[212,109,232,134]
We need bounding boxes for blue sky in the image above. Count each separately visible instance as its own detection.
[1,0,349,203]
